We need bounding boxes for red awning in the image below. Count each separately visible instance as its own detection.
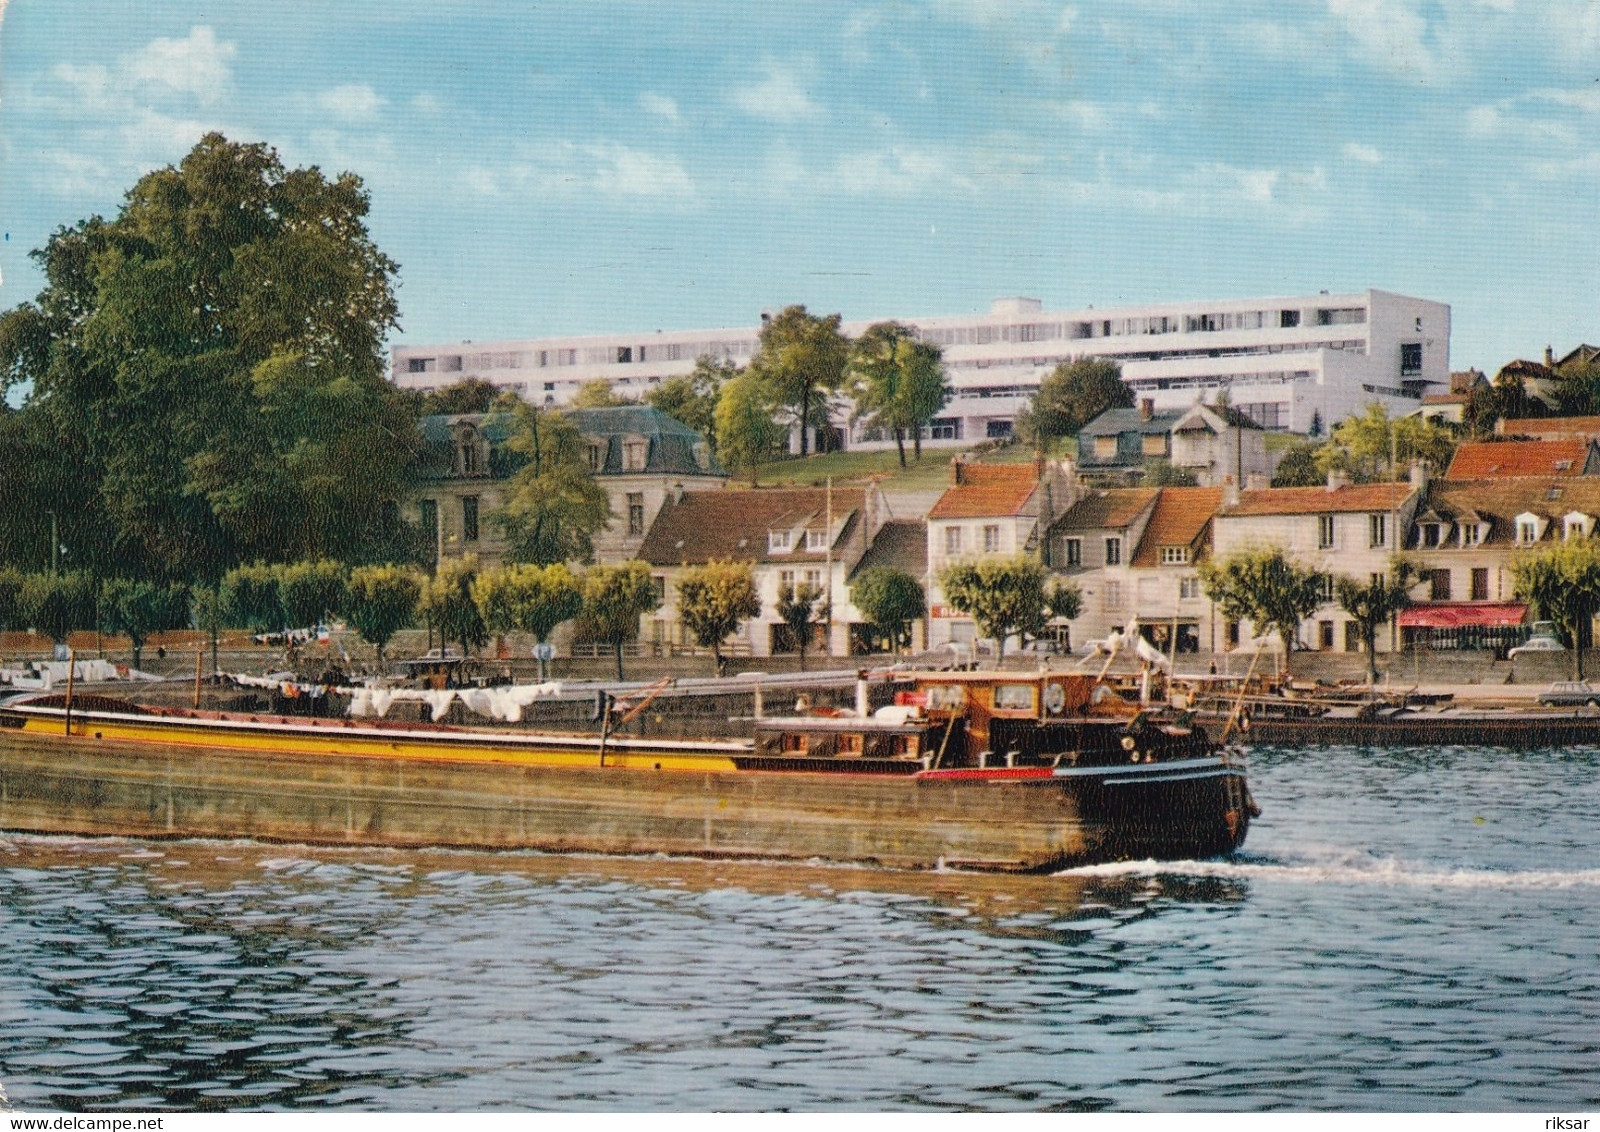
[1397,603,1527,629]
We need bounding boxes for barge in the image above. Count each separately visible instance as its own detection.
[0,672,1254,872]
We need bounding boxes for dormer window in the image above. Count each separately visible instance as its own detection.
[586,443,604,473]
[1515,512,1547,546]
[805,529,827,551]
[1564,512,1594,540]
[768,530,792,552]
[456,428,482,476]
[1160,546,1190,565]
[1461,523,1482,547]
[622,437,648,472]
[1555,460,1573,472]
[1422,523,1440,548]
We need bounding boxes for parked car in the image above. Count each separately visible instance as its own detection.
[1538,681,1600,706]
[1509,627,1565,658]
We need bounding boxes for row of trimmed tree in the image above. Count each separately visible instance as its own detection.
[1200,541,1600,681]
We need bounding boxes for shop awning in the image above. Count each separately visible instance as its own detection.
[1397,603,1527,629]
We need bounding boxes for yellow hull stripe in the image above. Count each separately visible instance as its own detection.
[16,717,744,774]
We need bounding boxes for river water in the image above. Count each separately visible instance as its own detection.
[2,743,1598,1112]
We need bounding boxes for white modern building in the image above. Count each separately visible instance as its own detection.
[390,288,1449,441]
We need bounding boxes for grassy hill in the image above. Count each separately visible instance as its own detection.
[747,437,1077,491]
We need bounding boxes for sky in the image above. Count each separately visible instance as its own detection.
[1,0,1596,373]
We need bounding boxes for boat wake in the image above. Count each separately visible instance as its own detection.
[1057,848,1600,889]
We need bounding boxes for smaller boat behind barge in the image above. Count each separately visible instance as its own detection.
[0,671,1254,872]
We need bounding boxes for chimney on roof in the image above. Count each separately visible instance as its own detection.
[1222,475,1240,509]
[1326,467,1350,493]
[950,456,966,485]
[1409,461,1429,491]
[1546,345,1555,366]
[1140,398,1155,421]
[1035,455,1047,481]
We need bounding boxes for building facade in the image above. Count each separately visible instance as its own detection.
[412,406,727,570]
[391,289,1449,443]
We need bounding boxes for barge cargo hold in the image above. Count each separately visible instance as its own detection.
[0,672,1254,872]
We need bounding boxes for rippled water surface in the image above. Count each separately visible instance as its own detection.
[3,744,1599,1112]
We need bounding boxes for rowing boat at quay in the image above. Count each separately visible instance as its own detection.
[0,672,1255,873]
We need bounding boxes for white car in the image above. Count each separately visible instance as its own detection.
[1508,634,1565,658]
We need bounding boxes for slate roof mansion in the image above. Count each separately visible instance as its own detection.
[391,289,1450,442]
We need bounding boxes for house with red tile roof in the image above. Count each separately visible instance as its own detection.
[925,457,1079,650]
[1046,487,1229,654]
[1444,439,1600,480]
[1399,477,1600,651]
[1211,474,1423,656]
[637,482,898,659]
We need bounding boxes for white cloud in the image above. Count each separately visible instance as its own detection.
[410,92,445,115]
[125,25,235,105]
[1343,142,1383,164]
[51,63,112,109]
[1327,0,1435,78]
[472,141,697,203]
[639,91,681,123]
[315,84,385,123]
[732,59,821,123]
[1049,100,1111,132]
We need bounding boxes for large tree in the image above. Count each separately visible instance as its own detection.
[421,378,502,416]
[774,582,827,672]
[2,134,420,583]
[422,556,489,658]
[937,557,1051,662]
[646,355,733,454]
[747,305,849,457]
[713,370,785,486]
[1511,539,1600,680]
[676,560,761,676]
[1314,402,1456,483]
[849,567,926,652]
[575,561,660,681]
[488,399,612,564]
[1335,558,1419,684]
[344,564,423,670]
[101,579,190,671]
[847,322,951,466]
[472,562,582,679]
[1016,358,1133,453]
[1199,547,1325,675]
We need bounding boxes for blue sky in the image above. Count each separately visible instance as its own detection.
[1,1,1595,372]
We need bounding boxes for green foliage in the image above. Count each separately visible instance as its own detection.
[576,561,660,680]
[1511,539,1600,680]
[677,560,761,675]
[221,563,284,634]
[1314,403,1457,483]
[1046,580,1083,622]
[277,559,348,630]
[1142,460,1199,487]
[747,305,850,457]
[472,561,581,669]
[345,564,424,663]
[937,557,1050,661]
[101,578,190,667]
[1198,546,1324,673]
[20,571,96,645]
[646,356,732,452]
[488,399,612,564]
[5,134,419,581]
[714,370,786,485]
[422,556,489,657]
[570,378,634,408]
[774,582,827,671]
[848,322,951,466]
[1271,441,1325,487]
[422,378,502,415]
[1016,358,1133,452]
[0,568,25,632]
[849,567,927,652]
[1554,355,1600,417]
[1335,558,1419,683]
[1307,409,1324,439]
